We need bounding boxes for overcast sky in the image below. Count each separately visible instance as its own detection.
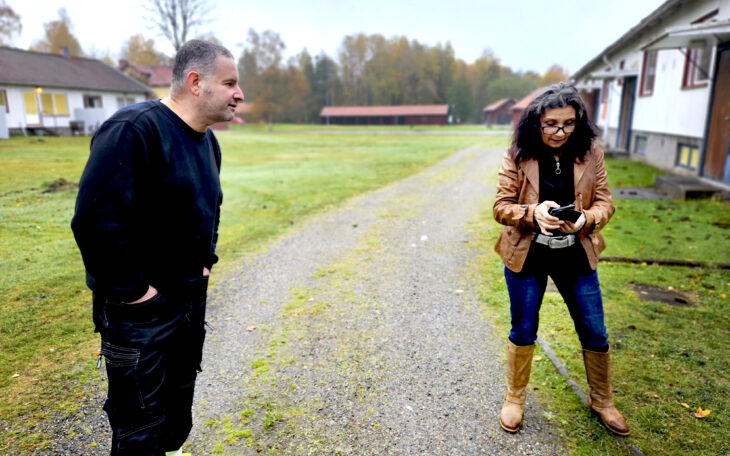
[8,0,665,75]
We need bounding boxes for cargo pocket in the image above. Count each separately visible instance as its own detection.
[100,340,144,408]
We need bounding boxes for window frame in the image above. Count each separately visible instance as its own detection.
[0,89,7,113]
[53,93,69,116]
[83,94,103,109]
[682,46,711,89]
[23,91,38,115]
[634,135,647,155]
[676,143,700,170]
[639,50,658,97]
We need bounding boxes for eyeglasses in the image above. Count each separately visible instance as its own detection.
[541,124,575,135]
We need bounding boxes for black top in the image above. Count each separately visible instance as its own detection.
[71,100,223,302]
[538,151,575,209]
[524,147,590,275]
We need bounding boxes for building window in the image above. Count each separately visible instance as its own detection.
[53,94,69,115]
[0,90,7,113]
[38,92,69,116]
[635,136,647,155]
[601,80,609,102]
[640,50,658,96]
[23,92,37,114]
[40,93,54,115]
[83,95,103,108]
[677,143,700,170]
[682,46,711,88]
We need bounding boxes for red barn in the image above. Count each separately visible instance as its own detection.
[511,88,545,130]
[482,98,516,126]
[320,105,449,126]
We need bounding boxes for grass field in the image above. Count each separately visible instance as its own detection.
[477,157,730,456]
[0,132,491,451]
[2,133,728,454]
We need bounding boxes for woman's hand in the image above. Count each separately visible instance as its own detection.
[534,201,561,235]
[559,212,586,234]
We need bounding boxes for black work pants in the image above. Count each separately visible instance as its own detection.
[93,277,208,456]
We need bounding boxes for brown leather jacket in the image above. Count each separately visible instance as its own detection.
[493,142,614,272]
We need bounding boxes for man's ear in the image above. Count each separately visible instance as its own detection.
[186,71,202,96]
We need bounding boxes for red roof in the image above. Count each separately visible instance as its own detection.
[320,105,449,117]
[128,63,172,86]
[483,98,516,112]
[512,88,545,111]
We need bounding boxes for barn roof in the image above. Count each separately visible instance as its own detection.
[511,88,545,111]
[0,46,150,93]
[320,105,449,117]
[483,98,516,112]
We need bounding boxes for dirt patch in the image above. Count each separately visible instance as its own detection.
[711,218,730,229]
[42,178,77,194]
[631,283,694,306]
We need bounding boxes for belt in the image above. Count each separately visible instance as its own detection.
[532,233,576,249]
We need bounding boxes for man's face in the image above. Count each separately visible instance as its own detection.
[199,55,244,125]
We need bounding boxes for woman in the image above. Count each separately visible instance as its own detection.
[493,82,629,436]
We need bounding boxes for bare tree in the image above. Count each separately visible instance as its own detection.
[0,0,22,46]
[146,0,213,52]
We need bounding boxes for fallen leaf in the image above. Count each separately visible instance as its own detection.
[680,402,690,408]
[533,355,542,361]
[694,407,711,418]
[245,326,256,332]
[12,373,20,378]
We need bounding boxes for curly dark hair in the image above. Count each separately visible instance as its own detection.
[511,82,599,163]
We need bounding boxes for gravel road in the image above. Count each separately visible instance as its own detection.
[39,144,563,455]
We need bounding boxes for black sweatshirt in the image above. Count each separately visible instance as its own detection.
[71,100,223,302]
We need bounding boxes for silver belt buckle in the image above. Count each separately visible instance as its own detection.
[547,236,570,248]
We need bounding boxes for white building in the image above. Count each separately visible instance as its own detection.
[0,47,151,136]
[572,0,730,186]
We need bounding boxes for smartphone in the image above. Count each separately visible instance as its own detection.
[548,204,582,223]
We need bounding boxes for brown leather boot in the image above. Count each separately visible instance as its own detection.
[499,340,534,432]
[583,349,630,436]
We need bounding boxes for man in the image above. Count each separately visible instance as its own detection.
[71,40,243,456]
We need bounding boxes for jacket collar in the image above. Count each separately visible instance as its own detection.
[523,159,539,193]
[574,145,594,188]
[520,146,594,193]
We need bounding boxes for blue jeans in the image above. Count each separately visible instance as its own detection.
[504,266,608,352]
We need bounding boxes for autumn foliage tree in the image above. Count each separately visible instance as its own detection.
[120,34,168,66]
[540,64,571,86]
[0,0,21,46]
[30,8,83,57]
[239,29,309,125]
[232,28,575,124]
